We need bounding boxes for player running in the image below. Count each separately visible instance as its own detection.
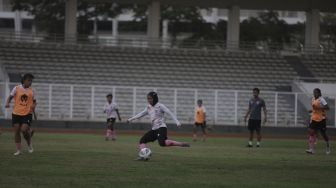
[193,99,207,142]
[244,88,267,147]
[5,73,36,156]
[103,93,121,141]
[306,88,331,154]
[127,91,190,161]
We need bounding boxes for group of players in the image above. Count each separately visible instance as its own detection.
[4,73,331,159]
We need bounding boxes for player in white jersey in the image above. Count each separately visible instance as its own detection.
[127,91,190,160]
[103,93,121,141]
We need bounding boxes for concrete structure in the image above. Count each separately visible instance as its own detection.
[0,0,335,49]
[64,0,77,41]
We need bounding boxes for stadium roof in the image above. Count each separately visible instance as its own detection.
[94,0,336,12]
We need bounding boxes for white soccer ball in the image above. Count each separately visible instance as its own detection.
[139,148,152,159]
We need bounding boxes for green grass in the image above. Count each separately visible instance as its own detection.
[0,131,336,188]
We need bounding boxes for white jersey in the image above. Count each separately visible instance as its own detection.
[128,102,180,130]
[103,102,119,119]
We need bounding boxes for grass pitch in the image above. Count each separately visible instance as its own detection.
[0,131,335,188]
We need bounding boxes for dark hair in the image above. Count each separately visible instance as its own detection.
[147,91,159,106]
[106,93,113,98]
[21,73,34,84]
[253,88,260,93]
[197,99,203,103]
[313,88,321,95]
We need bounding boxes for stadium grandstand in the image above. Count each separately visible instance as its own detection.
[0,0,335,129]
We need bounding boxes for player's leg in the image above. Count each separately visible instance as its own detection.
[158,127,190,147]
[21,123,33,153]
[192,123,198,141]
[139,130,156,150]
[13,123,21,155]
[105,119,112,141]
[319,120,330,154]
[110,118,116,141]
[135,130,157,161]
[247,119,254,147]
[306,121,317,154]
[255,120,262,147]
[201,123,207,142]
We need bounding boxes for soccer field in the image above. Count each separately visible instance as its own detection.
[0,131,335,188]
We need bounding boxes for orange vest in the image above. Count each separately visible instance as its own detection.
[195,106,206,123]
[12,85,34,116]
[311,98,326,122]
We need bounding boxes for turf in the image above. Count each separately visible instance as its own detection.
[0,131,335,188]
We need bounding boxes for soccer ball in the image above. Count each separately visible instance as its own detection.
[139,148,152,159]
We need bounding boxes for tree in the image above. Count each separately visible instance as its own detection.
[240,11,291,48]
[11,0,125,36]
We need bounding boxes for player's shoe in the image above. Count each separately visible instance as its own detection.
[134,157,149,161]
[13,150,21,156]
[181,143,190,147]
[28,145,34,153]
[306,149,314,154]
[246,144,253,147]
[256,144,260,148]
[111,138,116,141]
[326,147,331,155]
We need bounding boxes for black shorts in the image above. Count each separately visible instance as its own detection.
[309,119,327,131]
[12,114,32,126]
[140,127,168,146]
[248,119,261,132]
[194,122,206,129]
[106,118,116,128]
[107,118,116,123]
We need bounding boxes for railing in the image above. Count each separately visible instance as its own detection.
[1,82,335,127]
[293,77,336,83]
[0,31,334,54]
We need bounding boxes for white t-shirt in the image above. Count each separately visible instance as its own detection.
[103,102,119,119]
[128,102,180,130]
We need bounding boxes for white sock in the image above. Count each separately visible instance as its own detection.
[248,141,252,145]
[256,142,260,145]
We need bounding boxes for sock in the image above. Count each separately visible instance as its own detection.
[105,130,110,137]
[308,135,316,151]
[139,143,146,150]
[248,141,252,145]
[165,140,183,146]
[15,143,21,151]
[256,141,260,146]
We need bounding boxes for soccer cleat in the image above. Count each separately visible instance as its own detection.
[246,144,253,148]
[181,143,191,147]
[13,150,21,156]
[111,138,116,141]
[256,144,260,148]
[134,157,149,161]
[28,145,34,153]
[306,149,314,154]
[326,147,331,155]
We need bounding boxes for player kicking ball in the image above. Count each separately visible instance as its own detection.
[127,91,190,161]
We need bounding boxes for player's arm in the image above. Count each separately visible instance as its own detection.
[5,95,13,108]
[321,98,329,110]
[263,105,267,124]
[161,104,181,127]
[127,108,148,123]
[244,108,251,122]
[5,86,16,108]
[116,109,122,121]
